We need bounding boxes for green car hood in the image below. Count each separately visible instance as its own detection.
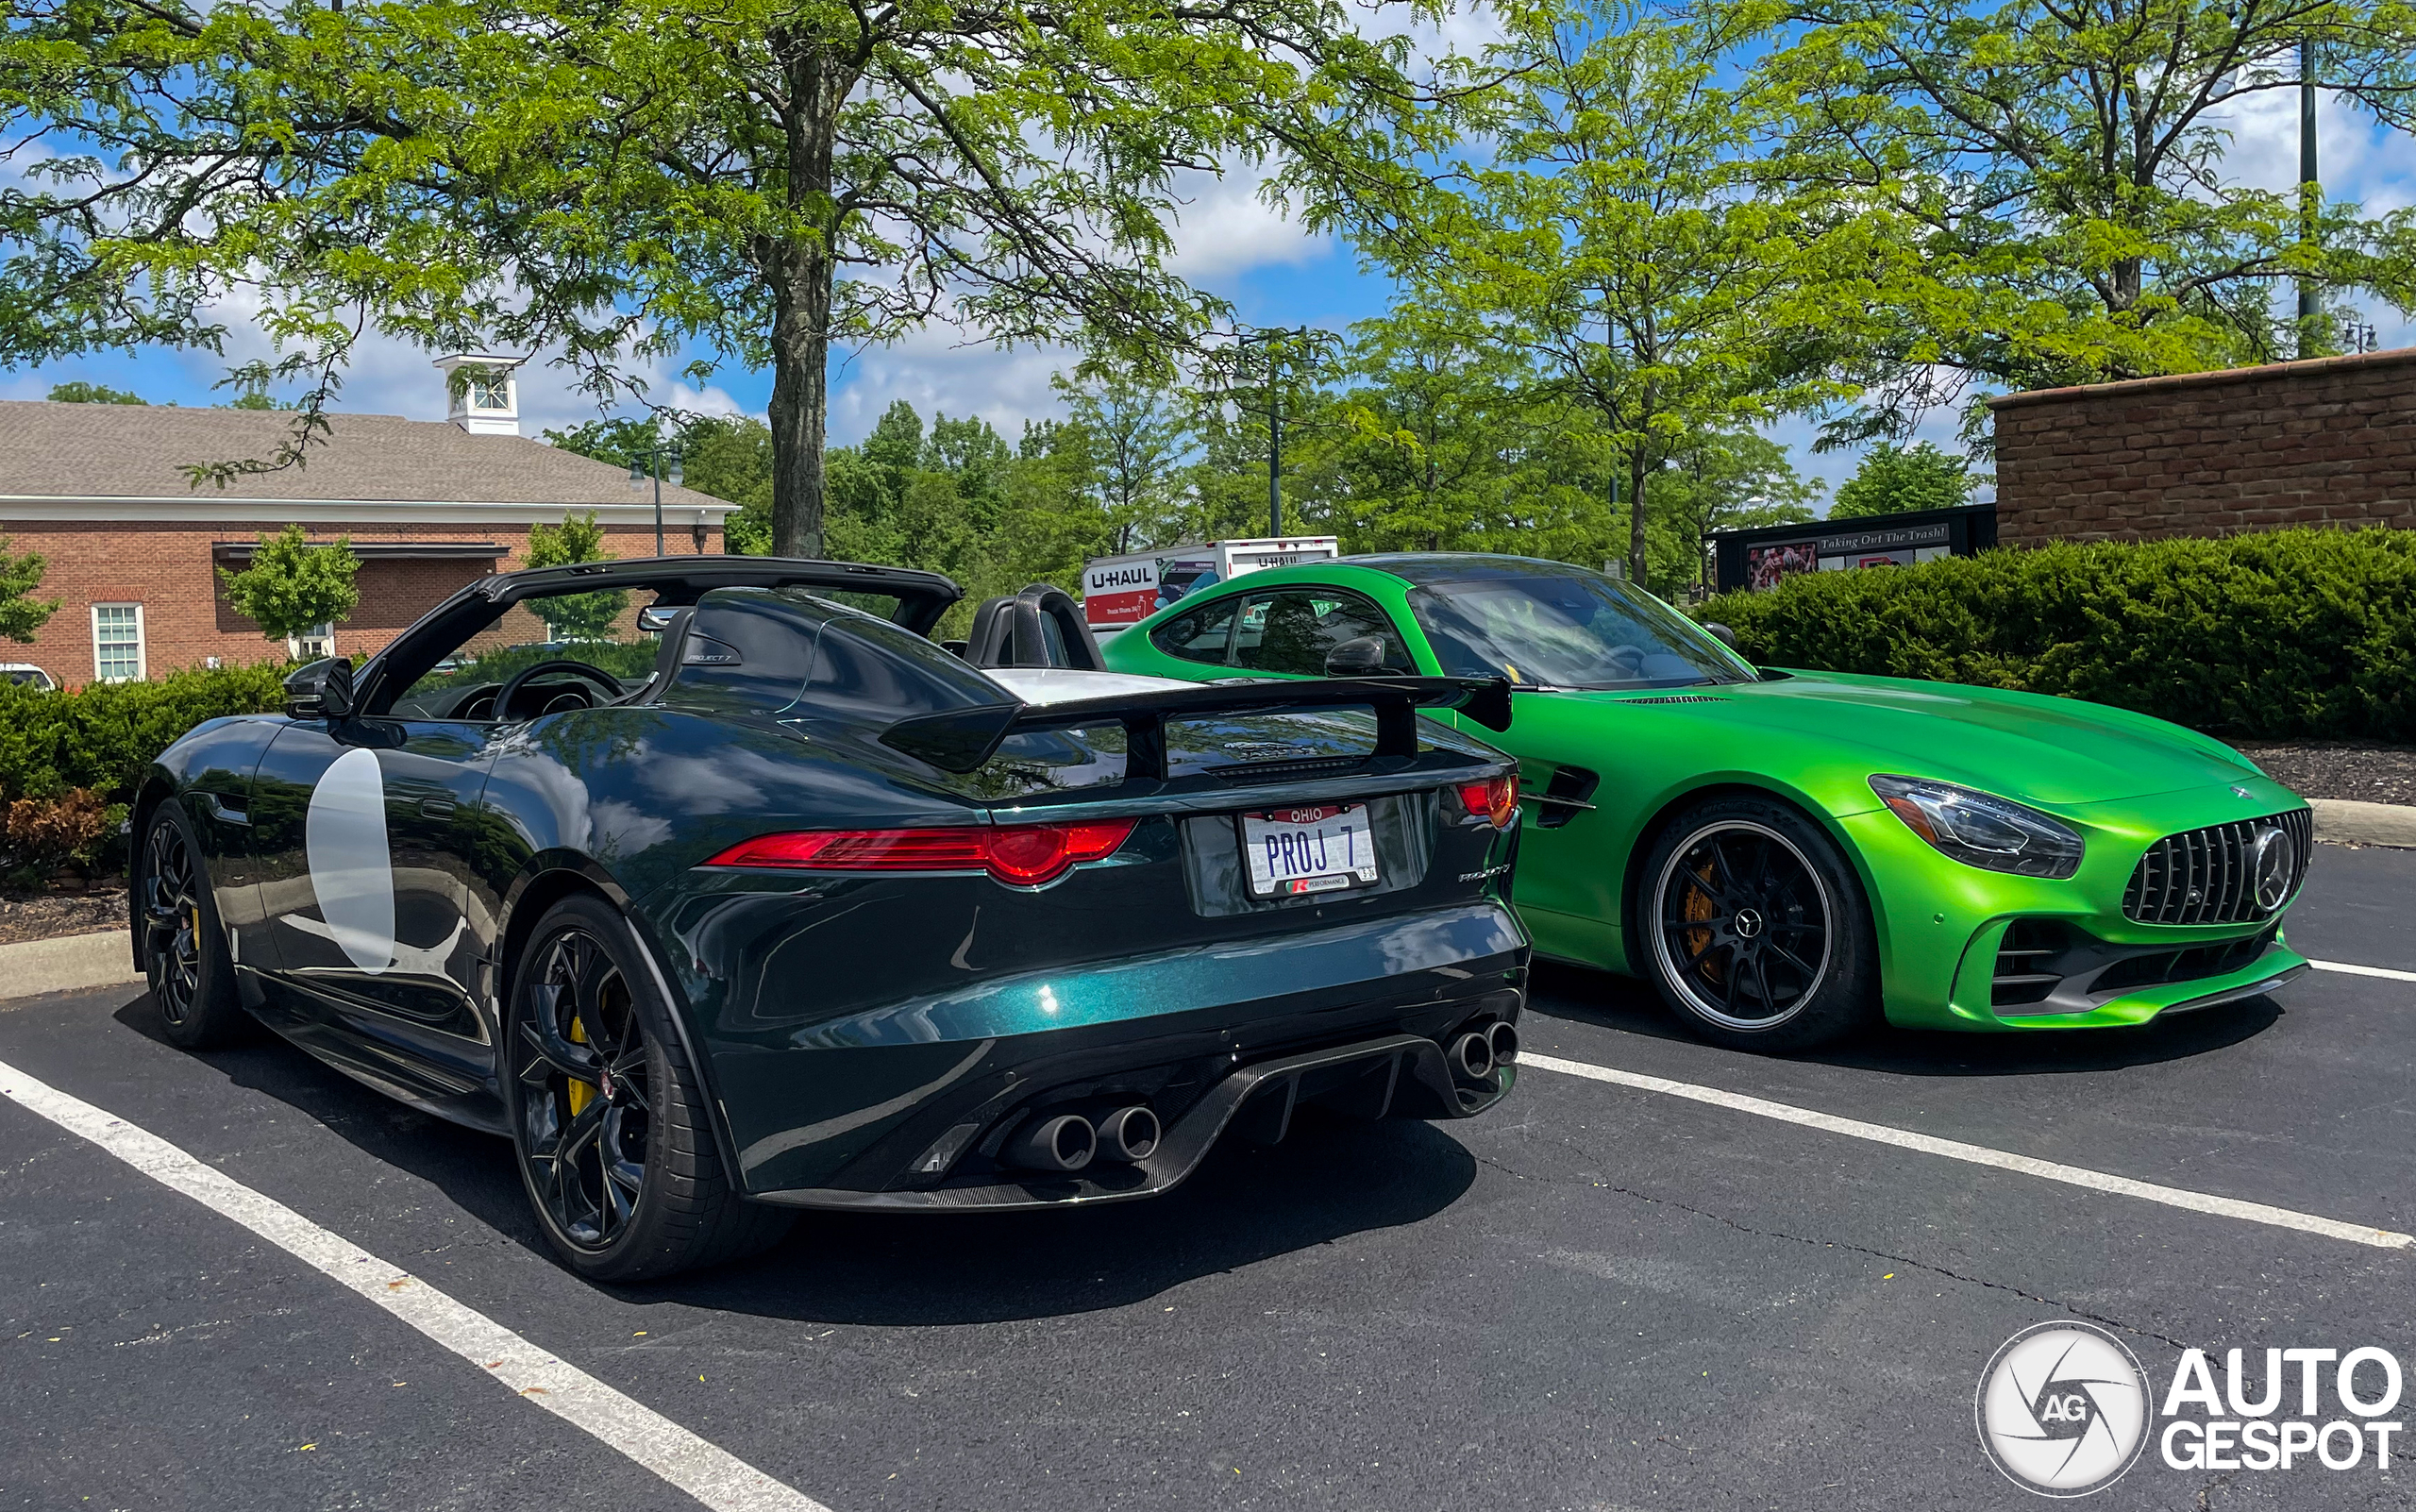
[1593,671,2262,808]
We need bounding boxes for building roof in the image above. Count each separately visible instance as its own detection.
[0,400,734,515]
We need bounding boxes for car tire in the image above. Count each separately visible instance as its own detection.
[1635,795,1879,1051]
[137,799,250,1049]
[505,893,791,1282]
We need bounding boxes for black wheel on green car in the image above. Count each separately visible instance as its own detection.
[138,799,248,1049]
[506,893,791,1282]
[1638,795,1880,1052]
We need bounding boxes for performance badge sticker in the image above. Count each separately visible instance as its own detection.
[1976,1321,2152,1497]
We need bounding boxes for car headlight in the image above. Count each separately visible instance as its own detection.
[1868,775,2084,880]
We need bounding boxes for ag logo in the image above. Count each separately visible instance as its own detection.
[1976,1321,2151,1497]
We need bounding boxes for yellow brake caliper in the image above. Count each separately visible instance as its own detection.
[1684,860,1720,984]
[565,1016,593,1116]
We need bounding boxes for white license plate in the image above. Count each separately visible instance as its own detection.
[1240,803,1381,898]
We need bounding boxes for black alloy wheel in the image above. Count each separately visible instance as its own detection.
[139,799,244,1048]
[516,925,654,1252]
[1638,796,1879,1051]
[505,894,790,1281]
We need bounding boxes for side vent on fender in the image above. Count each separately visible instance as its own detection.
[1528,764,1601,830]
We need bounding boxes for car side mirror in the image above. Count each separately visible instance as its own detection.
[1324,636,1390,677]
[1702,622,1738,649]
[285,657,356,720]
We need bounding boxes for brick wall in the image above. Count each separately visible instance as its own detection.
[0,518,724,688]
[1989,346,2416,544]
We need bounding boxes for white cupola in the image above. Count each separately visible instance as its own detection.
[432,353,525,436]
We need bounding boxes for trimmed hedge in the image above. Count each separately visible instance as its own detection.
[1697,528,2416,743]
[0,663,289,803]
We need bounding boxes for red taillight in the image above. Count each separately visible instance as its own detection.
[1457,774,1519,829]
[703,819,1137,887]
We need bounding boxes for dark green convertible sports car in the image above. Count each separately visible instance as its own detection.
[1105,553,2312,1050]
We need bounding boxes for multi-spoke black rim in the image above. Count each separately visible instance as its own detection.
[1652,821,1833,1030]
[514,929,653,1251]
[141,819,204,1025]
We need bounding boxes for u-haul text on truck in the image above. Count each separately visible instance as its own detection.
[1082,537,1340,642]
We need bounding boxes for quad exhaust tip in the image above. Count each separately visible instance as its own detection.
[1450,1029,1496,1082]
[1094,1105,1162,1164]
[1449,1020,1518,1084]
[1004,1113,1096,1173]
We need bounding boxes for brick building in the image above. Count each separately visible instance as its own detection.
[1989,345,2416,544]
[0,361,734,686]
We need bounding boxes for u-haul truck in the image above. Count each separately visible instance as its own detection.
[1081,537,1341,644]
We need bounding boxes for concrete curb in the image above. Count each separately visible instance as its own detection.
[0,930,141,1001]
[2309,798,2416,849]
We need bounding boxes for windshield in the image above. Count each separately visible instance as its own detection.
[1403,563,1753,689]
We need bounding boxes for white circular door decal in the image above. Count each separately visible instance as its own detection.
[306,747,397,974]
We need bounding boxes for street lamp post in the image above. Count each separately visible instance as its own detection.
[628,446,685,556]
[1234,326,1314,537]
[2298,39,2320,357]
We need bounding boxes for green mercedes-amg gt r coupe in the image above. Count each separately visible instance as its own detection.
[1102,553,2312,1050]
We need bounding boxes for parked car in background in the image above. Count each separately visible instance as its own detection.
[132,558,1528,1280]
[0,664,57,690]
[1105,553,2312,1050]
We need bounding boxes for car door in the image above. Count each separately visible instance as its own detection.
[246,713,501,1065]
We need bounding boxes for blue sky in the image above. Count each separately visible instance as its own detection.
[8,79,2410,509]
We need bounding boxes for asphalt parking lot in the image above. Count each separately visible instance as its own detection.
[4,845,2412,1512]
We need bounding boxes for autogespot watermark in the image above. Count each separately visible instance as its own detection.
[1976,1322,2406,1497]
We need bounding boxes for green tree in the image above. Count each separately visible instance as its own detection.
[0,0,1451,542]
[1645,431,1821,592]
[548,412,777,550]
[1366,7,1860,589]
[1056,364,1192,555]
[523,513,629,640]
[46,381,145,405]
[1296,306,1604,558]
[1829,442,1977,519]
[216,525,361,647]
[1758,0,2416,435]
[0,538,60,644]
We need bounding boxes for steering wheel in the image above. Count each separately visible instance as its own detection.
[1601,643,1651,676]
[493,659,625,722]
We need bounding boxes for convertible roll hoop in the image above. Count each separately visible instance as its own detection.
[880,675,1517,776]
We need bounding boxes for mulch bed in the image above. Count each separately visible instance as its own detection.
[0,887,129,948]
[2230,741,2416,808]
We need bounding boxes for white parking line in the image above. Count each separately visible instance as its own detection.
[1520,1051,2414,1251]
[0,1054,831,1512]
[2310,958,2416,983]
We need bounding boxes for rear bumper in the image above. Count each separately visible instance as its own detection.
[757,1030,1515,1212]
[709,900,1529,1199]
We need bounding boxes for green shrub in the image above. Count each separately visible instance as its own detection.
[0,663,290,803]
[1697,528,2416,743]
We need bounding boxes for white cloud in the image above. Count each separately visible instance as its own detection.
[1164,164,1331,279]
[827,324,1077,443]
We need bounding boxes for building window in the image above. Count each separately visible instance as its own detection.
[289,622,335,662]
[466,372,509,411]
[92,603,144,682]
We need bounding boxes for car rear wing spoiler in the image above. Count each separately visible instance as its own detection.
[881,677,1514,777]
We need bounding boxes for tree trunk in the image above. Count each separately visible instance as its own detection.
[1626,446,1650,587]
[764,34,850,560]
[766,257,831,559]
